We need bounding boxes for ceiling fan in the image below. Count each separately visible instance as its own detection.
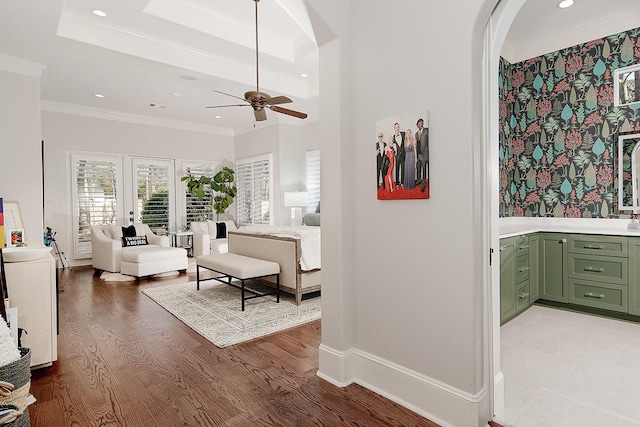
[206,0,308,122]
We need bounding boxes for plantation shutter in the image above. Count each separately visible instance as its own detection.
[306,149,320,212]
[71,153,122,259]
[133,159,172,230]
[184,165,216,225]
[236,154,272,225]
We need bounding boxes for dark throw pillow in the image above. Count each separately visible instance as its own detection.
[216,222,227,239]
[122,225,137,238]
[122,235,148,247]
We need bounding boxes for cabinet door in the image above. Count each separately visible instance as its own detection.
[540,233,568,303]
[629,238,640,316]
[529,234,540,302]
[500,237,517,324]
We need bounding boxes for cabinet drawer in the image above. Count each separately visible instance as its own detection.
[567,235,628,257]
[567,254,627,285]
[516,281,530,313]
[516,254,530,284]
[516,235,530,256]
[568,279,628,313]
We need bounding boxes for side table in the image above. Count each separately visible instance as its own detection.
[169,231,193,257]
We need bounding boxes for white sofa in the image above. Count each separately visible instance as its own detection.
[190,220,238,257]
[91,223,184,274]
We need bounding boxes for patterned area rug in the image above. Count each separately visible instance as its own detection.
[142,281,321,347]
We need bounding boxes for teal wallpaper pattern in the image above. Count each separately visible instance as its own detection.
[499,26,640,218]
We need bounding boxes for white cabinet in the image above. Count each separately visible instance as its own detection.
[4,253,57,368]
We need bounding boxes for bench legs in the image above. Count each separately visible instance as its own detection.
[196,264,280,311]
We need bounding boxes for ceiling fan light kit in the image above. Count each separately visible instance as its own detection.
[206,0,307,122]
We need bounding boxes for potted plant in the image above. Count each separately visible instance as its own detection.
[181,166,237,220]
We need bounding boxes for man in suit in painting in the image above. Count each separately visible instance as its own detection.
[392,122,405,187]
[376,132,387,189]
[415,118,429,189]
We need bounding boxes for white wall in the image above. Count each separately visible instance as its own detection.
[41,111,235,266]
[314,1,496,426]
[0,69,44,246]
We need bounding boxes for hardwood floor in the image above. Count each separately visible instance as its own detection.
[27,266,442,426]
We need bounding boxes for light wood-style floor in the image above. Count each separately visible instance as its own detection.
[26,266,444,426]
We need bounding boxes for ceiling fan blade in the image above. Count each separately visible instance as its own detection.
[254,108,267,121]
[266,95,292,105]
[205,104,250,108]
[269,105,308,119]
[212,89,250,103]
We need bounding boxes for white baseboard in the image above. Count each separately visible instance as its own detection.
[493,371,505,423]
[317,344,491,427]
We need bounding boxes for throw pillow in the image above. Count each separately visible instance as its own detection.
[122,225,137,237]
[122,235,148,247]
[216,222,227,239]
[315,201,321,213]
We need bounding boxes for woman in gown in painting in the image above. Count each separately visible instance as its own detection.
[385,137,396,192]
[403,129,417,190]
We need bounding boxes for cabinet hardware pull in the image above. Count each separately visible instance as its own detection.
[583,267,604,273]
[559,239,567,244]
[519,292,529,299]
[500,245,507,251]
[519,244,530,249]
[584,292,605,299]
[518,266,530,272]
[584,244,604,250]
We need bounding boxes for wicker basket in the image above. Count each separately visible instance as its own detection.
[0,348,31,426]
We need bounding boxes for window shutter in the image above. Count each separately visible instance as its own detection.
[135,162,170,229]
[184,165,215,225]
[236,154,272,225]
[306,149,320,212]
[72,154,121,258]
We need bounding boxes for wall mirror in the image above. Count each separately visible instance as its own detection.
[618,132,640,210]
[614,63,640,107]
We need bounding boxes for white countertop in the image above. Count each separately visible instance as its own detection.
[499,217,640,239]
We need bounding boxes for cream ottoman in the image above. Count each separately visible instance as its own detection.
[120,246,188,277]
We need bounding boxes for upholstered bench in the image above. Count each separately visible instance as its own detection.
[120,246,188,277]
[196,253,280,311]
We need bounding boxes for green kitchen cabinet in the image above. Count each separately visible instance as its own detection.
[539,233,568,303]
[628,238,640,316]
[529,234,539,303]
[500,236,517,325]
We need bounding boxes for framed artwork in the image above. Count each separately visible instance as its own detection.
[2,201,23,231]
[6,229,24,247]
[376,110,430,200]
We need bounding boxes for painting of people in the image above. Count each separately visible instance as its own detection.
[376,110,429,200]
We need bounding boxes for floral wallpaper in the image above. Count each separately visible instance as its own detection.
[499,26,640,218]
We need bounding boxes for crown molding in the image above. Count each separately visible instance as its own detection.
[0,54,47,78]
[41,100,234,136]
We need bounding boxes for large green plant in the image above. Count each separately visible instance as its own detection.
[181,167,237,220]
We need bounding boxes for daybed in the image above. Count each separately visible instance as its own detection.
[190,220,238,257]
[227,225,321,305]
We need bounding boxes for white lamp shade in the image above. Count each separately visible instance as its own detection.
[284,191,309,207]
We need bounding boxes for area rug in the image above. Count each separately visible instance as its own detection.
[142,281,321,347]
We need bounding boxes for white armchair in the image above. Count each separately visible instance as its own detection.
[190,220,237,257]
[91,223,169,273]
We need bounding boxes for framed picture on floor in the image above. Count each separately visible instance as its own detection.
[376,110,429,200]
[6,229,24,247]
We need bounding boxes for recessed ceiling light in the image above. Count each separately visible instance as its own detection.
[92,10,107,17]
[215,115,222,119]
[94,94,104,98]
[300,73,308,78]
[557,0,574,9]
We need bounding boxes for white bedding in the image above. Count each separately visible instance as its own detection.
[234,225,321,271]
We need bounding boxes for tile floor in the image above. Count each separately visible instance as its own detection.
[500,304,640,427]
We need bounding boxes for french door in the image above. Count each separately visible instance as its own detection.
[130,157,175,231]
